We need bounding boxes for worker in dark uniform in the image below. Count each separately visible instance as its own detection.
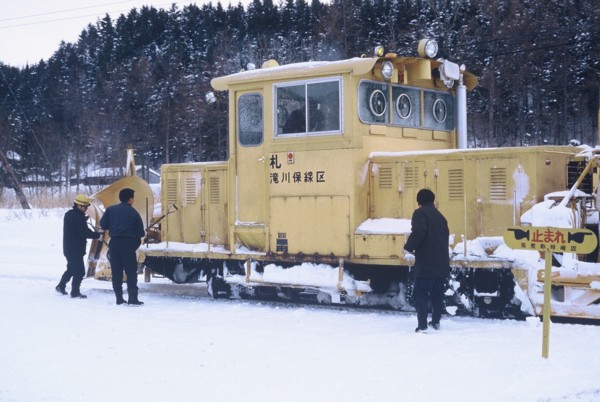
[100,188,146,305]
[403,189,450,333]
[56,194,101,298]
[282,105,306,133]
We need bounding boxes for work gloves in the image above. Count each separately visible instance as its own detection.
[403,250,415,264]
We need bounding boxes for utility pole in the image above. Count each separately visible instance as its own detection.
[0,147,30,209]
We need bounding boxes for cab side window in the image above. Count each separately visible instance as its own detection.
[278,84,305,134]
[238,93,263,146]
[275,78,341,136]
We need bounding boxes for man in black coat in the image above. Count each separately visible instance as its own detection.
[100,188,146,305]
[56,194,101,298]
[403,189,450,333]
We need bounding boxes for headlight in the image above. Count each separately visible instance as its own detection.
[381,61,394,80]
[417,39,438,58]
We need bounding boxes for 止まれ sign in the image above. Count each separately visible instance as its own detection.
[503,226,597,254]
[504,225,597,358]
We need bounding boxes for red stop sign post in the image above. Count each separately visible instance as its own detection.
[504,226,597,358]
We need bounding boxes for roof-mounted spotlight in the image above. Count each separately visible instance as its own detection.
[438,59,460,87]
[417,39,438,59]
[374,45,385,57]
[381,61,394,80]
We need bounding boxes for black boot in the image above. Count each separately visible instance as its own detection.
[127,288,143,305]
[71,275,86,299]
[55,285,68,295]
[114,289,127,305]
[57,270,71,295]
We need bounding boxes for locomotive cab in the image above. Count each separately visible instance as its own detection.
[203,41,478,266]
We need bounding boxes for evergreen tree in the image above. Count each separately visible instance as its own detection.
[1,0,599,181]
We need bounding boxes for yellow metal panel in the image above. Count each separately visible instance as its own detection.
[476,158,518,236]
[354,234,404,258]
[268,149,354,197]
[405,59,432,82]
[270,196,350,256]
[235,224,267,251]
[370,146,583,242]
[436,160,470,245]
[399,161,425,216]
[432,130,450,141]
[369,125,387,135]
[162,168,202,243]
[401,128,421,138]
[207,169,228,246]
[160,164,228,245]
[370,162,400,218]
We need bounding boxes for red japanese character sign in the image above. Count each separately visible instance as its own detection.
[504,226,597,254]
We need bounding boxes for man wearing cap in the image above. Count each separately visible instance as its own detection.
[56,194,101,298]
[403,188,450,333]
[100,188,146,305]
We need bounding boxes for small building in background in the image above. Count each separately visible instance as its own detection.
[74,166,160,186]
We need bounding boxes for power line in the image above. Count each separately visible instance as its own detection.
[456,24,600,49]
[0,1,177,29]
[0,1,136,22]
[456,39,593,63]
[448,24,599,62]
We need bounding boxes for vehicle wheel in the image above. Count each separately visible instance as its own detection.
[207,274,231,299]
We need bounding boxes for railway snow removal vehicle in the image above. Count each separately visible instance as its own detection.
[87,40,600,320]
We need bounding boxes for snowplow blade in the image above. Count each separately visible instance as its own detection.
[92,175,154,226]
[85,175,154,279]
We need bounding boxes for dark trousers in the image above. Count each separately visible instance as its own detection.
[58,255,85,296]
[108,238,139,302]
[413,277,446,329]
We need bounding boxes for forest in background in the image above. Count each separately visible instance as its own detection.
[1,0,599,187]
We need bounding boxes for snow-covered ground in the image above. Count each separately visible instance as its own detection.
[1,208,600,402]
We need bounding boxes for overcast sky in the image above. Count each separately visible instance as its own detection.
[0,0,244,68]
